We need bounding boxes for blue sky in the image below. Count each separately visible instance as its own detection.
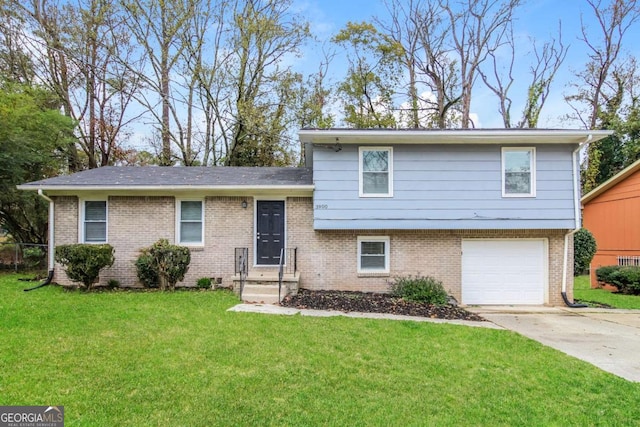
[289,0,640,128]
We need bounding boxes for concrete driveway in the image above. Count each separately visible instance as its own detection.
[467,306,640,382]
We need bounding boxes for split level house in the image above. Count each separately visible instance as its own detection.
[19,129,612,306]
[582,158,640,287]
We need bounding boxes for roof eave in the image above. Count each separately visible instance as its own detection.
[298,129,614,145]
[581,158,640,205]
[17,184,315,196]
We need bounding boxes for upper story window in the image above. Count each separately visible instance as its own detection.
[502,147,536,197]
[82,200,107,243]
[177,200,204,245]
[359,147,393,197]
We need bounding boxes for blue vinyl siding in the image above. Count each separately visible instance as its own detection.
[312,144,577,230]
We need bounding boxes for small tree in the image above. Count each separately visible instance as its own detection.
[144,239,191,291]
[574,228,597,275]
[55,244,115,290]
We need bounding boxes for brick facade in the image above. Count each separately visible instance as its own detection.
[51,195,573,305]
[288,197,572,305]
[53,195,256,287]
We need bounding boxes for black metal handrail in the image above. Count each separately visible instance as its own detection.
[278,247,297,303]
[278,248,284,303]
[234,247,248,296]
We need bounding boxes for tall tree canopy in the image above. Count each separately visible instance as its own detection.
[0,81,75,243]
[566,0,640,193]
[0,0,638,199]
[333,21,401,128]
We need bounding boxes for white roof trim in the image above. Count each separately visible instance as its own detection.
[299,129,613,145]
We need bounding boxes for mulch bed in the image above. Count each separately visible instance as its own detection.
[575,299,615,308]
[281,289,486,322]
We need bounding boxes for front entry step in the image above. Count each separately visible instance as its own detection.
[233,272,300,304]
[241,284,282,304]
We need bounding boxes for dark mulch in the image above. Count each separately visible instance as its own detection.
[575,299,615,308]
[281,289,486,322]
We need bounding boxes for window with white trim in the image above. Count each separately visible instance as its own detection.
[82,200,107,243]
[177,200,204,245]
[357,236,390,273]
[359,147,393,197]
[502,147,536,197]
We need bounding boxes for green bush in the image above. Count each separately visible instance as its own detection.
[596,265,640,295]
[139,239,191,291]
[22,246,45,270]
[574,228,597,275]
[389,275,448,305]
[107,279,120,289]
[197,277,212,289]
[595,265,619,284]
[55,244,115,290]
[135,252,159,288]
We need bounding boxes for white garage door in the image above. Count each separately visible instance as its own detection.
[462,239,546,305]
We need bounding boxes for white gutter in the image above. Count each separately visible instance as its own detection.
[561,134,592,305]
[299,129,610,138]
[37,189,55,271]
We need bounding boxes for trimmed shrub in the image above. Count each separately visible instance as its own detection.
[596,265,640,295]
[135,252,159,288]
[574,228,597,275]
[595,265,619,285]
[55,244,115,290]
[617,267,640,295]
[197,277,212,289]
[139,239,191,291]
[389,275,448,305]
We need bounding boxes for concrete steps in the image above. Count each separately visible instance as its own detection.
[241,283,283,304]
[233,271,300,304]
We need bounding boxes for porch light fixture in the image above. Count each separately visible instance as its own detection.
[241,200,248,209]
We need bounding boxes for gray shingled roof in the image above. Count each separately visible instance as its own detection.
[20,166,313,188]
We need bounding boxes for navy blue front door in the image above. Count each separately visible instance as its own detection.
[256,201,285,265]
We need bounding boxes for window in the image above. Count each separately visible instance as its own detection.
[357,236,390,273]
[502,147,536,197]
[177,200,204,245]
[82,200,107,243]
[359,147,393,197]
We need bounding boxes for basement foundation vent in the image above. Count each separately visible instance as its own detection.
[618,256,640,267]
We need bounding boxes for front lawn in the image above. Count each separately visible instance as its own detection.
[1,273,640,426]
[574,275,640,309]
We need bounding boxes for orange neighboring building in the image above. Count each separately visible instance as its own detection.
[582,158,640,287]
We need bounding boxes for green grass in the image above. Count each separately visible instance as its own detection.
[574,275,640,309]
[2,273,640,426]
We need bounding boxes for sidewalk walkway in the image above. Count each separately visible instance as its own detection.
[228,303,502,329]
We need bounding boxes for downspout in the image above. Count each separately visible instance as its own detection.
[561,135,592,307]
[24,189,55,291]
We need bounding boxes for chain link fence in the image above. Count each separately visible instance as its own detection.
[0,242,48,272]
